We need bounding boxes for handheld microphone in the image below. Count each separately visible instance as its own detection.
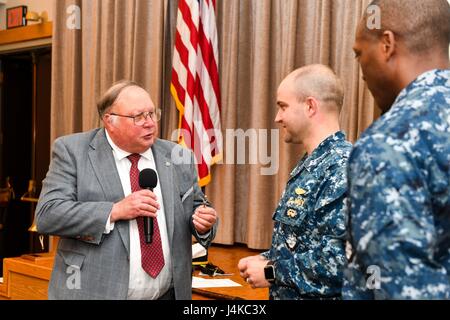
[139,168,158,244]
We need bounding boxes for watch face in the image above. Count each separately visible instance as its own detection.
[264,265,275,281]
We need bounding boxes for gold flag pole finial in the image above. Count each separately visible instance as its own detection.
[22,179,44,250]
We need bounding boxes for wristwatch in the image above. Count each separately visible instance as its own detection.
[264,261,275,283]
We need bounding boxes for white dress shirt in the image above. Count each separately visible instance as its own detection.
[105,132,172,300]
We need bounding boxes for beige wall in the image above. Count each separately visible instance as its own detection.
[0,0,54,30]
[0,0,448,56]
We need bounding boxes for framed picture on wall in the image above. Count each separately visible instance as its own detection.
[6,6,28,29]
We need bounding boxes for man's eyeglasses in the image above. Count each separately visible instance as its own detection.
[108,109,162,126]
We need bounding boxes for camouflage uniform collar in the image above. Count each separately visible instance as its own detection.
[391,69,450,114]
[289,131,346,178]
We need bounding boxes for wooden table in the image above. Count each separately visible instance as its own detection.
[192,244,269,300]
[0,253,53,300]
[0,244,269,300]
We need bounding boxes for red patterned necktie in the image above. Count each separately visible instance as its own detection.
[127,153,165,278]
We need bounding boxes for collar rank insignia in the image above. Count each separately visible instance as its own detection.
[295,188,306,195]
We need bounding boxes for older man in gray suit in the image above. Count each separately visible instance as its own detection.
[36,81,218,300]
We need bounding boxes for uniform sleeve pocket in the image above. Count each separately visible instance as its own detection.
[314,185,346,212]
[314,167,347,212]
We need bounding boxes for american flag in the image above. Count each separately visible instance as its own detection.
[170,0,222,187]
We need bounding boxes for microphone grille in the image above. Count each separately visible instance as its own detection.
[139,168,158,189]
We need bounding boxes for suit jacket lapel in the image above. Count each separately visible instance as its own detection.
[88,128,130,255]
[152,140,175,248]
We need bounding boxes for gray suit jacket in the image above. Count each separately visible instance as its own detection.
[36,128,216,299]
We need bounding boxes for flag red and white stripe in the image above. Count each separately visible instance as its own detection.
[171,0,222,187]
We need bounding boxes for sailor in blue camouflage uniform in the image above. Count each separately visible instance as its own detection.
[263,131,351,299]
[238,64,352,299]
[343,0,450,299]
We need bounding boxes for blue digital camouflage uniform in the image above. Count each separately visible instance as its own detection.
[261,131,352,299]
[343,69,450,299]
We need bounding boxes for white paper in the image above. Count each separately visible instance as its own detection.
[199,271,234,277]
[192,276,242,288]
[192,243,207,259]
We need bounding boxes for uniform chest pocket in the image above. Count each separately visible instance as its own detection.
[273,202,310,252]
[274,200,310,228]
